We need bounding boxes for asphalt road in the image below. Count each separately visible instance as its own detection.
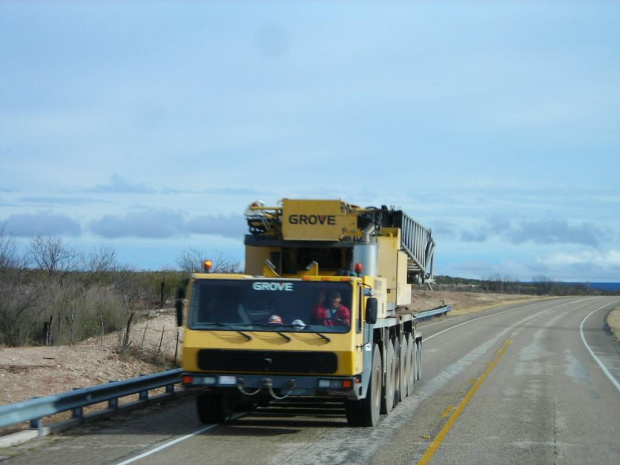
[3,297,619,465]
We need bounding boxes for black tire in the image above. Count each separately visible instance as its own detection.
[381,339,395,414]
[196,392,232,424]
[393,338,402,407]
[234,395,258,412]
[346,344,382,427]
[412,338,418,382]
[399,336,408,400]
[405,334,415,396]
[416,339,422,380]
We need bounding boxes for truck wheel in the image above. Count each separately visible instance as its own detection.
[393,338,402,407]
[234,394,258,412]
[399,336,408,400]
[346,344,381,427]
[416,339,422,380]
[412,339,418,383]
[405,334,415,395]
[381,339,395,414]
[196,392,232,424]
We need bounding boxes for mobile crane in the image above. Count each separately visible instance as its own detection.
[177,199,435,426]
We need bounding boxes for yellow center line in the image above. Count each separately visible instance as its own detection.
[417,339,513,465]
[440,406,453,418]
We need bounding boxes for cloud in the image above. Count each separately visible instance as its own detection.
[87,175,270,198]
[89,209,246,239]
[20,196,109,206]
[199,187,274,197]
[460,217,609,247]
[159,186,275,197]
[505,219,605,247]
[90,209,185,238]
[89,174,156,194]
[2,212,81,237]
[542,249,620,268]
[487,215,511,234]
[534,249,620,281]
[460,229,488,242]
[185,215,246,239]
[428,220,458,240]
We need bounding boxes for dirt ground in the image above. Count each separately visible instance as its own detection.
[1,292,618,411]
[0,309,181,408]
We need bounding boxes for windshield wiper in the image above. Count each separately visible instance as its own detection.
[278,324,331,343]
[273,331,291,342]
[305,329,331,343]
[212,323,252,340]
[216,323,330,343]
[242,323,292,342]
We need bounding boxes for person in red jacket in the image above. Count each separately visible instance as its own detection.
[312,290,350,327]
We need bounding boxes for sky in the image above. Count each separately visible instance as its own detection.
[1,1,619,282]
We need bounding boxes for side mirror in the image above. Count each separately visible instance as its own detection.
[366,297,378,325]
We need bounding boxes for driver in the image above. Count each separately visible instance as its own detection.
[312,290,350,327]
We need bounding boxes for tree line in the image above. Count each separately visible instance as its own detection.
[0,227,240,347]
[2,226,616,347]
[434,274,619,296]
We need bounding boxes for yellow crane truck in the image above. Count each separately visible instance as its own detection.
[177,199,436,426]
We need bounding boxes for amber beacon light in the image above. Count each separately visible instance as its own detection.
[203,259,213,272]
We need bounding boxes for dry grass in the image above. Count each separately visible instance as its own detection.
[608,306,620,342]
[409,290,548,316]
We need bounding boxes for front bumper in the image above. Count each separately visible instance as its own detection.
[182,372,363,400]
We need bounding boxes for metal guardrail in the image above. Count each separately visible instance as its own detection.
[415,305,451,321]
[0,368,183,431]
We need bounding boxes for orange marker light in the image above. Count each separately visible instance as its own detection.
[203,259,213,272]
[354,263,363,274]
[342,380,353,389]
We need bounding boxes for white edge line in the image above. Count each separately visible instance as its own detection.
[424,297,594,342]
[579,301,620,392]
[115,413,246,465]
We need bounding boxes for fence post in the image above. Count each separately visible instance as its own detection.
[160,278,165,308]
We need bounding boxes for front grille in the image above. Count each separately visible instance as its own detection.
[197,349,338,374]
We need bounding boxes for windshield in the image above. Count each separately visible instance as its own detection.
[189,279,353,334]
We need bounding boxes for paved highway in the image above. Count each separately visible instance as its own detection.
[3,297,619,464]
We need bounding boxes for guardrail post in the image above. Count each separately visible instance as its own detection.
[27,397,44,435]
[72,388,83,420]
[139,374,148,401]
[108,380,119,409]
[165,383,175,394]
[29,417,45,436]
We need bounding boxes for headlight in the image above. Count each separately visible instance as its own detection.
[218,375,237,385]
[318,379,353,389]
